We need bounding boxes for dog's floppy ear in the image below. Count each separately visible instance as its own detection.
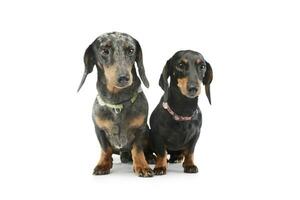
[135,40,149,88]
[159,59,171,102]
[77,44,96,92]
[203,61,213,104]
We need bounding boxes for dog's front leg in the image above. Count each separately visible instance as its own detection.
[131,143,154,177]
[168,150,184,163]
[93,147,113,175]
[182,151,198,173]
[151,134,168,175]
[182,134,200,173]
[93,127,113,175]
[153,151,167,175]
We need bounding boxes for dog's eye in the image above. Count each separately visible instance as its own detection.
[176,63,185,72]
[127,48,135,56]
[101,49,110,56]
[199,64,206,70]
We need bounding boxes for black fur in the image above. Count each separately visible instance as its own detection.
[150,50,213,174]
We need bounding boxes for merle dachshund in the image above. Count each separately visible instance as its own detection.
[78,32,154,177]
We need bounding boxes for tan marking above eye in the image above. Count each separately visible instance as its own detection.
[128,115,145,128]
[182,59,188,64]
[100,43,112,48]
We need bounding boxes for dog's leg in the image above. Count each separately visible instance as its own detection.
[131,143,154,177]
[93,148,113,175]
[145,152,156,165]
[120,151,132,163]
[143,131,156,164]
[93,126,113,175]
[153,151,167,175]
[182,151,198,173]
[169,150,184,163]
[150,132,168,175]
[182,134,200,173]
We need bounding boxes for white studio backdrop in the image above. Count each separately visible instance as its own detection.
[0,0,299,199]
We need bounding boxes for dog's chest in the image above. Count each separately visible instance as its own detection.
[94,107,145,149]
[159,111,201,150]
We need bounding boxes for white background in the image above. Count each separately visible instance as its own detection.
[0,0,299,199]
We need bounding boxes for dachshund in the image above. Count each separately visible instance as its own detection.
[78,32,154,177]
[150,50,213,175]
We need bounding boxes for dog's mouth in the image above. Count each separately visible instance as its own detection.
[114,81,133,89]
[105,76,133,93]
[186,93,199,98]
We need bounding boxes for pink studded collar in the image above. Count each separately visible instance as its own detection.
[162,102,197,121]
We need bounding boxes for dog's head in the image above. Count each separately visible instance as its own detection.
[77,32,149,92]
[159,50,213,104]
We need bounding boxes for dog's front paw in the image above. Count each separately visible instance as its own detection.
[133,167,154,177]
[153,167,167,175]
[183,165,198,173]
[93,165,111,175]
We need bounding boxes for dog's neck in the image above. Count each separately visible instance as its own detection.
[96,68,141,105]
[167,85,198,117]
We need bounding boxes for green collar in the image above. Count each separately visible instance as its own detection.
[96,86,143,114]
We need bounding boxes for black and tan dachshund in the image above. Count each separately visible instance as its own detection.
[150,50,213,175]
[78,32,154,177]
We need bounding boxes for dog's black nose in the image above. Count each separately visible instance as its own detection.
[187,86,198,95]
[118,75,130,84]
